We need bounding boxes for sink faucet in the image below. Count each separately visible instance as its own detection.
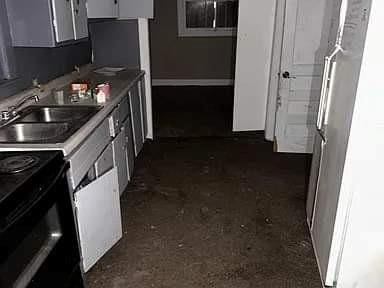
[1,95,40,121]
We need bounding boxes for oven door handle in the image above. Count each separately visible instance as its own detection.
[0,163,69,233]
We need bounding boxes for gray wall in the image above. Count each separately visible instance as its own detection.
[149,0,236,80]
[0,0,92,99]
[89,20,141,69]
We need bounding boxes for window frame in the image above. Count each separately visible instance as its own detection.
[177,0,238,37]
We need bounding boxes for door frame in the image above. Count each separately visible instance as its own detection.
[265,0,286,142]
[138,18,153,140]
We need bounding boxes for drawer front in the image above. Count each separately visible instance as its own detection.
[108,108,119,138]
[68,119,111,189]
[108,97,130,138]
[95,143,114,177]
[117,96,129,124]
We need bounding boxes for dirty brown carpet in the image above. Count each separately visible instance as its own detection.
[86,136,321,287]
[86,86,321,287]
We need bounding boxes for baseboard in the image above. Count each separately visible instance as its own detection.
[151,79,234,86]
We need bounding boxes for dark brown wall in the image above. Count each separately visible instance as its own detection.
[149,0,236,80]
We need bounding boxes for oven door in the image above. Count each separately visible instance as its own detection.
[0,163,82,288]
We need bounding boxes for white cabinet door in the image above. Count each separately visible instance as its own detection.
[138,79,148,140]
[129,83,144,156]
[74,168,122,272]
[87,0,119,18]
[51,0,75,42]
[124,117,135,179]
[113,130,129,195]
[118,0,153,19]
[274,0,333,153]
[71,0,88,39]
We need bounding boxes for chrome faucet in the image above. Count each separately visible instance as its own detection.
[1,95,40,121]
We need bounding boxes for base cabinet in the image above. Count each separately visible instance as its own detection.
[124,117,135,179]
[129,83,144,156]
[74,168,122,272]
[112,130,129,195]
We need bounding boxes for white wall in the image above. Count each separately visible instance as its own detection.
[233,0,277,131]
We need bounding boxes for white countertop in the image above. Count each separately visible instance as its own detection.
[0,68,145,157]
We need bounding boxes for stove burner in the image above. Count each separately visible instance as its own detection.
[0,155,40,174]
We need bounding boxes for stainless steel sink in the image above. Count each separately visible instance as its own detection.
[0,105,101,143]
[0,123,71,143]
[18,106,100,123]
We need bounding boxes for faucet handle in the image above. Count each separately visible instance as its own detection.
[1,111,11,121]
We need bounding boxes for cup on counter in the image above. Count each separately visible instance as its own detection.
[95,83,111,104]
[97,83,111,97]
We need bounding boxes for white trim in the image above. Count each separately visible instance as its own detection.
[177,0,237,37]
[152,79,234,86]
[138,18,153,140]
[265,0,286,141]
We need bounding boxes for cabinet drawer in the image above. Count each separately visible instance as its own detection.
[68,119,110,189]
[95,143,114,177]
[109,97,130,138]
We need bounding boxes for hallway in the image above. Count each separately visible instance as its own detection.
[86,87,321,287]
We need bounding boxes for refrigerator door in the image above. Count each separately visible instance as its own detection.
[310,0,372,286]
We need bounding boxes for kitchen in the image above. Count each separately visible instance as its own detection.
[0,0,383,287]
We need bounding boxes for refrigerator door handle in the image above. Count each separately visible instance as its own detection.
[317,46,342,141]
[317,56,332,131]
[324,61,338,126]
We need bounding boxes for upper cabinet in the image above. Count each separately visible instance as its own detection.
[86,0,153,19]
[71,0,89,40]
[118,0,154,19]
[5,0,88,47]
[86,0,119,18]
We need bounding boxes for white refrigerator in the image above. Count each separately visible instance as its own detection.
[306,0,384,287]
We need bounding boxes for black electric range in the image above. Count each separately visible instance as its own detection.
[0,151,84,288]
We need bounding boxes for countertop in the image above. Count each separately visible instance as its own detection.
[0,68,144,156]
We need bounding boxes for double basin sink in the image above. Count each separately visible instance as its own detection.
[0,106,101,143]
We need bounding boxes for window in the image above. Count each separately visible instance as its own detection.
[177,0,238,37]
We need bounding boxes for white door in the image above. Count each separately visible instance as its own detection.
[74,168,122,272]
[274,0,333,153]
[51,0,75,42]
[233,0,276,132]
[71,0,88,39]
[87,0,119,18]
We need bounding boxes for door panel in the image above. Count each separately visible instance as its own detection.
[87,0,119,18]
[274,0,333,153]
[51,0,75,42]
[124,117,135,180]
[129,84,144,156]
[74,168,122,272]
[71,0,88,39]
[113,130,129,195]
